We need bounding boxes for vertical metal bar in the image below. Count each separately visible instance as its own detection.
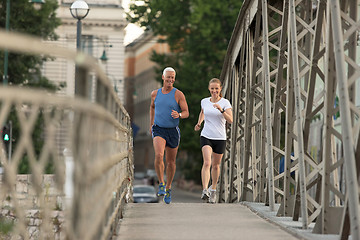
[75,67,88,98]
[227,68,235,202]
[76,19,82,51]
[303,0,326,152]
[272,0,290,216]
[74,19,88,98]
[348,0,357,126]
[285,51,296,217]
[329,0,360,238]
[301,0,326,231]
[321,31,337,232]
[220,63,232,203]
[3,0,10,85]
[241,1,262,202]
[261,0,275,211]
[8,120,12,161]
[289,0,308,229]
[229,64,241,202]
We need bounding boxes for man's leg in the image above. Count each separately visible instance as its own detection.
[164,146,178,190]
[153,136,166,184]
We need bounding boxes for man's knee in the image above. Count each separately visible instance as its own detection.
[154,152,164,162]
[166,160,176,168]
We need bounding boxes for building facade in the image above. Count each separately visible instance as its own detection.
[124,31,171,172]
[42,0,127,102]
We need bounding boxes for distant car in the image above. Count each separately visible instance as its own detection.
[133,185,159,203]
[146,169,157,185]
[146,169,157,178]
[134,171,146,179]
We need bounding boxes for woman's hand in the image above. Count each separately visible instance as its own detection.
[194,123,202,131]
[213,103,223,112]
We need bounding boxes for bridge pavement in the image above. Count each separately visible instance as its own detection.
[116,202,302,240]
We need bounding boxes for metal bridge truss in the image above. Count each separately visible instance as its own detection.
[0,31,133,239]
[219,0,360,238]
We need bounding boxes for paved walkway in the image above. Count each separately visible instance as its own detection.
[116,202,301,240]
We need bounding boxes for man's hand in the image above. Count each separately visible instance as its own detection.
[171,110,181,119]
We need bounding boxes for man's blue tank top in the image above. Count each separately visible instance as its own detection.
[154,88,181,128]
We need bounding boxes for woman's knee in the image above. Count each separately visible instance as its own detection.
[211,163,220,170]
[203,160,211,169]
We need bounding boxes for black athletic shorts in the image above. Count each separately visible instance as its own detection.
[200,136,226,154]
[152,124,180,148]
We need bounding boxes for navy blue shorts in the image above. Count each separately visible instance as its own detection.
[152,125,181,148]
[200,136,226,154]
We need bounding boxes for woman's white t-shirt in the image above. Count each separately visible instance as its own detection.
[200,97,232,140]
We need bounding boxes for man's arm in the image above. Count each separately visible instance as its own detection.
[175,90,189,119]
[149,90,156,134]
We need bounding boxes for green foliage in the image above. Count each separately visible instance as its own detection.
[0,0,61,173]
[9,109,55,174]
[0,0,61,87]
[128,0,243,182]
[0,216,14,235]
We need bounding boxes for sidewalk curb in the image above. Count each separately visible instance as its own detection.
[241,202,339,240]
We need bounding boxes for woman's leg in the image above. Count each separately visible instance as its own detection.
[210,152,223,190]
[201,145,213,190]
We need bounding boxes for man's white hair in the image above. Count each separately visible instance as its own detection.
[163,67,176,76]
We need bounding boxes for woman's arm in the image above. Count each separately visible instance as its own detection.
[213,103,233,124]
[194,109,204,131]
[222,108,233,124]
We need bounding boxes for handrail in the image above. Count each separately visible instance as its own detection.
[0,30,133,239]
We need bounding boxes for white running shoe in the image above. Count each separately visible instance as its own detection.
[208,187,216,204]
[201,189,209,202]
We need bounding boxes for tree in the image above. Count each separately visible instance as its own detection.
[0,0,61,173]
[0,0,61,87]
[128,0,243,182]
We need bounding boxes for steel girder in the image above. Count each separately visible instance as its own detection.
[220,0,360,237]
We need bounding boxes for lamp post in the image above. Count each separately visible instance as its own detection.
[70,0,89,51]
[3,0,10,85]
[70,0,89,97]
[31,0,45,10]
[2,0,45,85]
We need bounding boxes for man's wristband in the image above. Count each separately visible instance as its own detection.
[221,108,225,113]
[179,112,182,118]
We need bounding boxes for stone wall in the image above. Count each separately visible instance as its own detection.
[0,174,65,239]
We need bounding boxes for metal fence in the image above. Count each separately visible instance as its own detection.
[0,30,133,239]
[219,0,360,239]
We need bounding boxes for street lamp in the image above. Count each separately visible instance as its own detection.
[100,50,108,62]
[2,0,45,85]
[70,0,90,96]
[31,0,45,10]
[70,0,90,51]
[70,1,89,97]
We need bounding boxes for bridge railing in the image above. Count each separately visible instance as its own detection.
[0,30,133,239]
[220,0,360,239]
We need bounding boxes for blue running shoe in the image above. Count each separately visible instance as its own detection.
[163,189,171,204]
[157,183,166,196]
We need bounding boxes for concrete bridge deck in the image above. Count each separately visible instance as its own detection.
[116,203,302,240]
